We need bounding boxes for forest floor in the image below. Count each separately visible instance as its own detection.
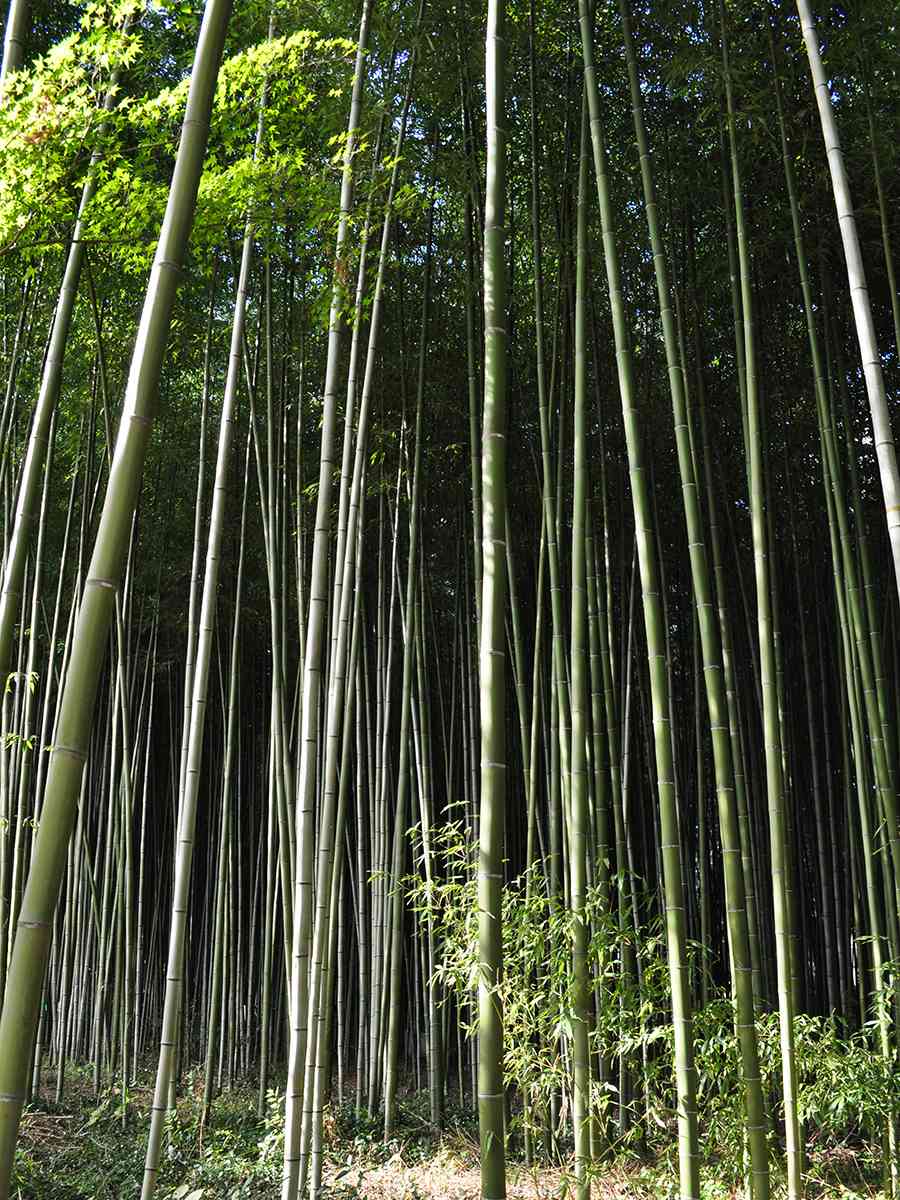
[14,1071,884,1200]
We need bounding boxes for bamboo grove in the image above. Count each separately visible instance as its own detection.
[0,0,898,1197]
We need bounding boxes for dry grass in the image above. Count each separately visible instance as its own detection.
[327,1149,556,1200]
[324,1141,646,1200]
[20,1109,74,1152]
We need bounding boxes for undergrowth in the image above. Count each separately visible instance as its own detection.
[13,1065,888,1200]
[14,1072,482,1200]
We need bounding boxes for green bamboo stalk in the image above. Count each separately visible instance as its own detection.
[579,4,699,1193]
[569,93,591,1200]
[384,187,435,1140]
[201,430,250,1127]
[616,6,769,1191]
[282,6,373,1193]
[141,207,254,1200]
[719,5,801,1192]
[0,0,28,87]
[300,23,421,1147]
[478,0,508,1195]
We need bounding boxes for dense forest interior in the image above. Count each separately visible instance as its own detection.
[0,0,899,1197]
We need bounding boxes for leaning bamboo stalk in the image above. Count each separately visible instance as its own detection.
[0,49,130,703]
[795,0,900,611]
[0,0,232,1190]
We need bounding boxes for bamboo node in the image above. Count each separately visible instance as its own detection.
[53,744,88,762]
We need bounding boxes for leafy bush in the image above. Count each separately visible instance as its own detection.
[407,822,678,1156]
[408,824,897,1190]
